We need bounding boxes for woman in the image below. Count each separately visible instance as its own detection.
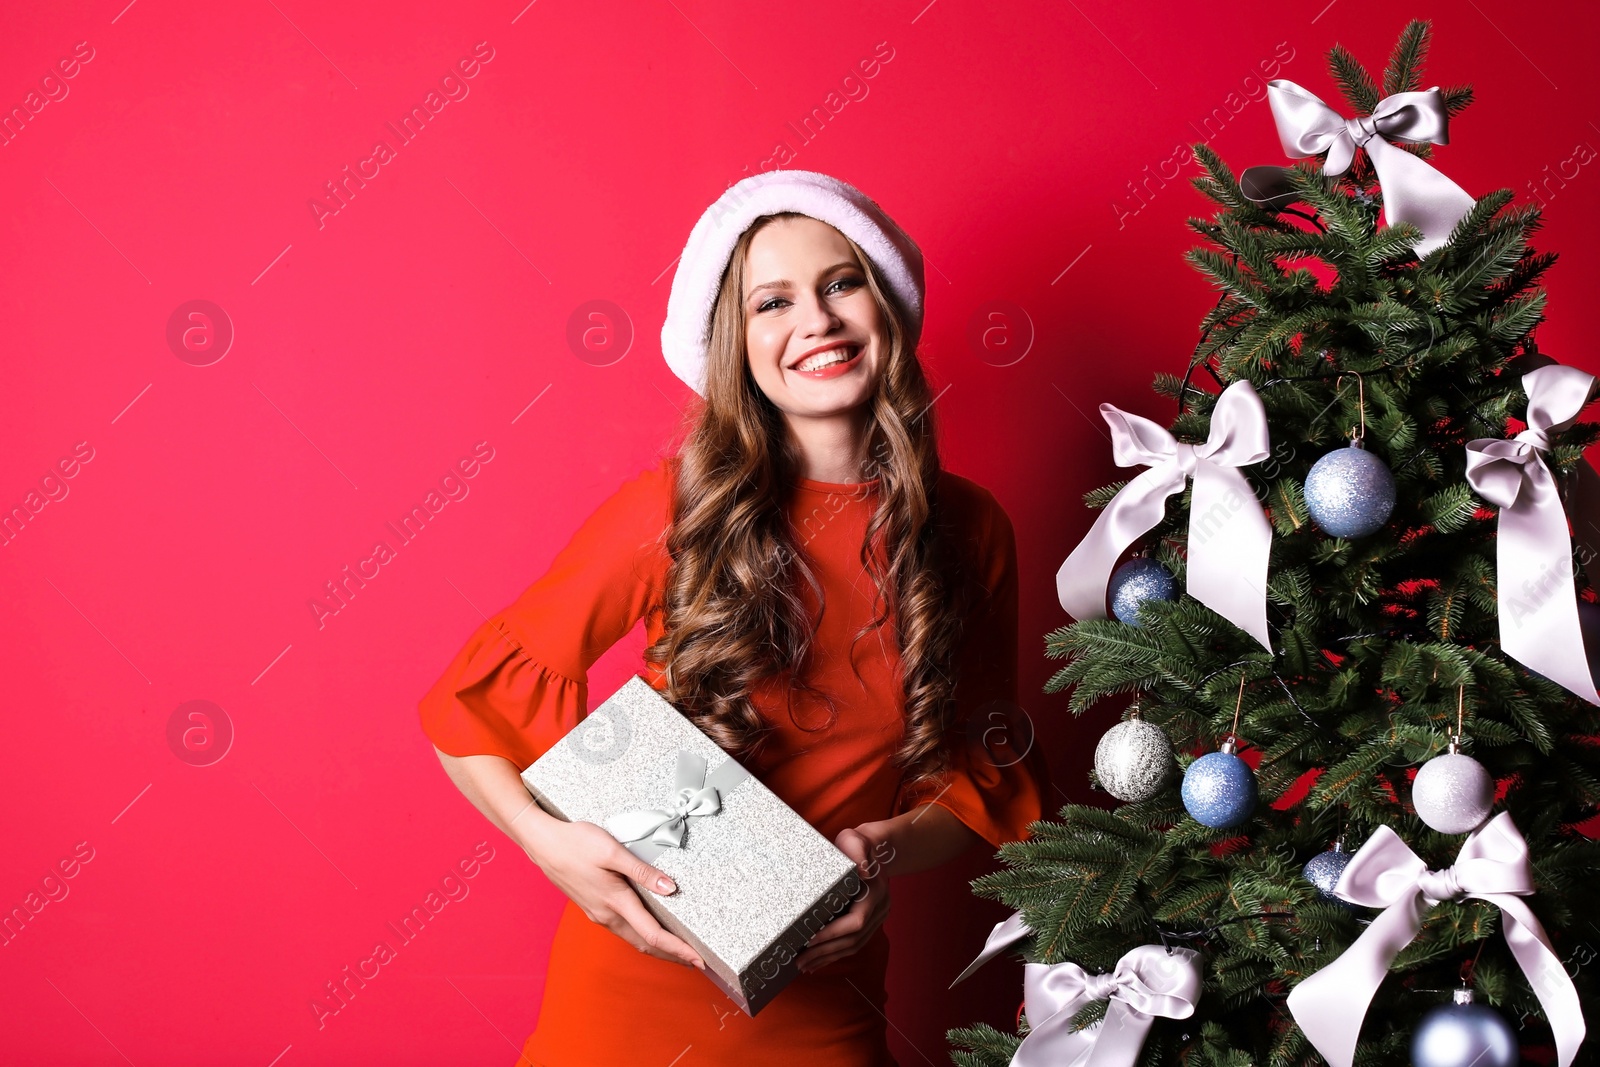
[419,170,1049,1065]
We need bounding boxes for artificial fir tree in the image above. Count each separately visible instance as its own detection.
[950,22,1600,1067]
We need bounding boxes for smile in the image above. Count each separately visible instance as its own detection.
[792,345,862,378]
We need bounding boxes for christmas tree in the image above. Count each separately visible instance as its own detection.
[949,22,1599,1067]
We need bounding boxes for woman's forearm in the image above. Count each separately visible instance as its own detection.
[433,746,703,967]
[860,802,983,879]
[433,747,560,858]
[435,747,982,879]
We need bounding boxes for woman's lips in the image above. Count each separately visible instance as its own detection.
[791,345,862,380]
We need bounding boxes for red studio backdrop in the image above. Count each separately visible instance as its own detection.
[1,1,1595,1064]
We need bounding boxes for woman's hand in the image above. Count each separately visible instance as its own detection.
[526,817,706,970]
[794,803,985,974]
[795,825,892,973]
[431,749,703,971]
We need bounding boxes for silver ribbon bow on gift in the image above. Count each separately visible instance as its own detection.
[604,750,740,859]
[1286,812,1585,1067]
[951,910,1202,1067]
[1056,379,1273,650]
[1465,363,1600,706]
[1239,79,1476,257]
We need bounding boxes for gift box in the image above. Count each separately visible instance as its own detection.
[519,674,865,1015]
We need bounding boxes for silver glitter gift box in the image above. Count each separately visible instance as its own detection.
[519,674,864,1016]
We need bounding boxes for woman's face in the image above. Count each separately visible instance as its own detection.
[742,215,886,420]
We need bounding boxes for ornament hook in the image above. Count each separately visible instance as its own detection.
[1336,371,1367,444]
[1449,684,1465,753]
[1228,674,1246,742]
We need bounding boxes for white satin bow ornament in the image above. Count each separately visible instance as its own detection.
[1056,379,1273,650]
[1286,812,1585,1067]
[1465,363,1600,706]
[1241,79,1476,257]
[950,911,1203,1067]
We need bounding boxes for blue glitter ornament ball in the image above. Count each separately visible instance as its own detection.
[1108,558,1177,626]
[1302,842,1353,904]
[1410,990,1518,1067]
[1181,740,1258,829]
[1304,441,1396,539]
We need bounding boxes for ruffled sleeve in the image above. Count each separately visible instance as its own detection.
[892,486,1051,850]
[418,461,672,769]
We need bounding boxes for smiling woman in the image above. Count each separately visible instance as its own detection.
[421,170,1048,1066]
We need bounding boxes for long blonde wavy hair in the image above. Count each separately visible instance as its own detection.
[643,211,979,801]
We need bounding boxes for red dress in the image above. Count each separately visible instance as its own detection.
[418,456,1049,1066]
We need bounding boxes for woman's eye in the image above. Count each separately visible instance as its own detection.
[755,277,860,313]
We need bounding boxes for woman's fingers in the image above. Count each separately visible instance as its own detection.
[808,829,881,947]
[799,908,890,972]
[606,884,704,969]
[798,917,879,973]
[532,821,703,968]
[797,943,852,973]
[589,833,679,896]
[625,853,678,896]
[582,893,701,968]
[797,887,891,971]
[835,827,872,869]
[797,825,892,974]
[804,892,869,948]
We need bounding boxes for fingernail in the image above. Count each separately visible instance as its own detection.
[657,875,675,893]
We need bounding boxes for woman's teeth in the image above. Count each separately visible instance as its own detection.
[797,347,857,372]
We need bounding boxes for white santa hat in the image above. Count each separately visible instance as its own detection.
[660,169,926,397]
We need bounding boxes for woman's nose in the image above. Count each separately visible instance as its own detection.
[796,291,840,334]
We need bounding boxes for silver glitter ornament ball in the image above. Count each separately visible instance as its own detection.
[1412,749,1495,834]
[1302,842,1354,904]
[1108,558,1177,626]
[1410,989,1518,1067]
[1304,441,1396,539]
[1094,717,1175,803]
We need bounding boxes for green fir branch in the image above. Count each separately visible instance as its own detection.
[1381,20,1432,97]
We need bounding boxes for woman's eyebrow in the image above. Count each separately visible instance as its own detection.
[746,262,859,299]
[747,279,793,298]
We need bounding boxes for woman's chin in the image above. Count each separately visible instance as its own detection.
[785,382,875,417]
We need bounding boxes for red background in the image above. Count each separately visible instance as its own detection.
[2,1,1595,1064]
